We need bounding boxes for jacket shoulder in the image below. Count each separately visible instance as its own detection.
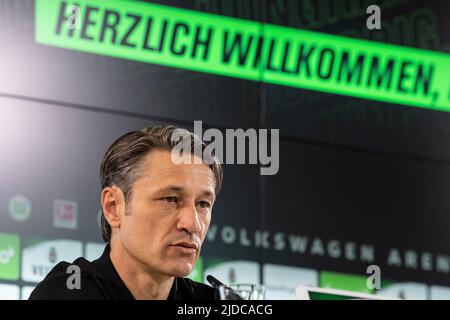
[29,258,105,300]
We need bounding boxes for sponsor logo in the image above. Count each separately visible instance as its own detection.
[21,239,82,283]
[0,284,20,300]
[263,264,318,299]
[53,199,78,229]
[0,233,20,281]
[203,259,260,284]
[8,195,31,222]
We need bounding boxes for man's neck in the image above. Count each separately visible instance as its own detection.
[109,243,174,300]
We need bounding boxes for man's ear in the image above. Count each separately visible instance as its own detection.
[101,186,125,229]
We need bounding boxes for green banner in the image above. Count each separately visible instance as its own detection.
[320,271,373,294]
[0,233,20,281]
[35,0,450,111]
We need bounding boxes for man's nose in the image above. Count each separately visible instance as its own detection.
[177,203,202,234]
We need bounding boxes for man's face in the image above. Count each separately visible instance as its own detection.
[118,149,216,277]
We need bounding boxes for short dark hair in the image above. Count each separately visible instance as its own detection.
[99,125,223,242]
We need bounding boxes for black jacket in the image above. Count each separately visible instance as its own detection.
[29,244,217,300]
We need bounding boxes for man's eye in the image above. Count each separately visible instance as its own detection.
[164,196,178,203]
[197,201,211,208]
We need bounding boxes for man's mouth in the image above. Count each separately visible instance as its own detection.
[169,240,199,254]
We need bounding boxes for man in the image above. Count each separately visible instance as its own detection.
[29,125,223,300]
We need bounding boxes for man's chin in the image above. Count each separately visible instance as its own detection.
[164,259,196,277]
[169,265,194,278]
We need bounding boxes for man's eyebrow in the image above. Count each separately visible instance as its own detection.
[156,185,215,199]
[200,190,215,199]
[156,185,185,194]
